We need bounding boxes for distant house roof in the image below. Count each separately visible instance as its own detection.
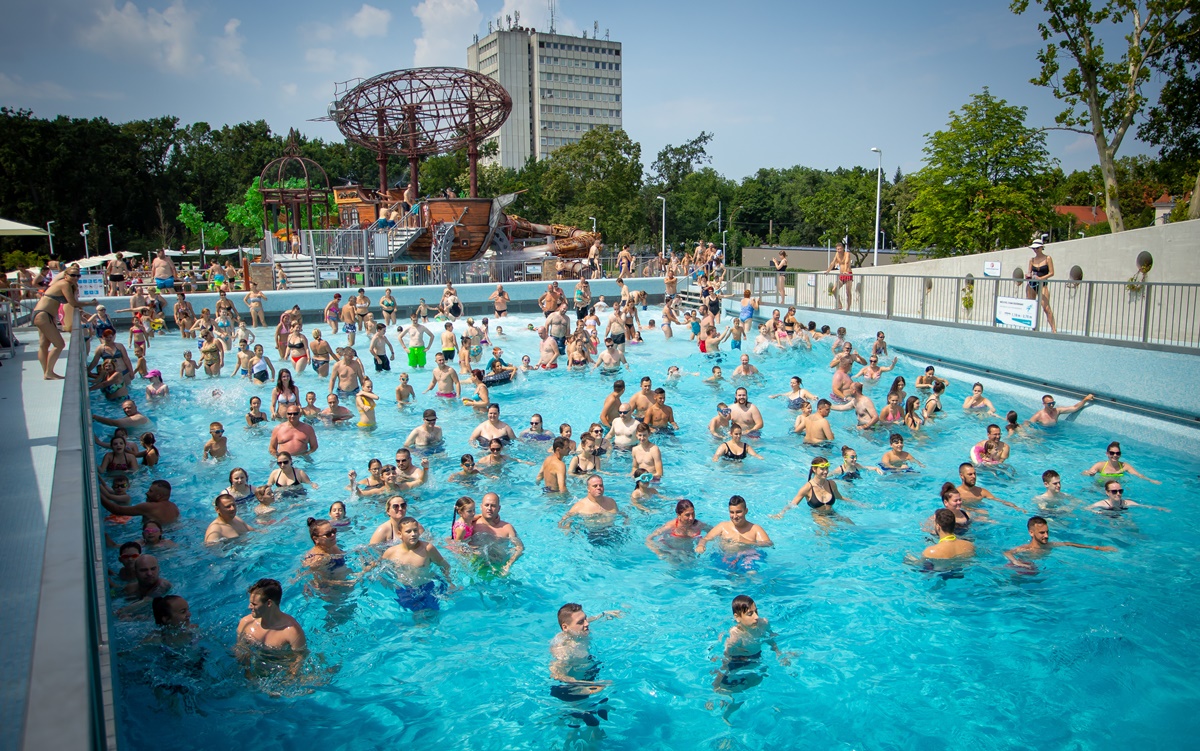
[1153,192,1175,208]
[1053,205,1108,226]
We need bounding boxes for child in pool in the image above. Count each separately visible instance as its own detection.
[329,501,350,527]
[880,433,923,471]
[712,595,791,692]
[980,439,1005,466]
[203,422,228,459]
[180,350,198,378]
[451,496,476,541]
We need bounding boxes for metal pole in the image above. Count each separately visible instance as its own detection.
[657,196,666,257]
[81,223,90,258]
[871,147,882,267]
[106,224,114,256]
[46,221,55,257]
[589,216,597,233]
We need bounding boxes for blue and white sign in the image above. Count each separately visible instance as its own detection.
[995,296,1038,329]
[983,261,1002,277]
[77,272,106,298]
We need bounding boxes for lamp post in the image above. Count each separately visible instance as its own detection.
[46,221,55,257]
[870,147,882,267]
[81,222,90,258]
[107,224,114,256]
[588,216,596,233]
[656,196,666,257]
[722,229,727,256]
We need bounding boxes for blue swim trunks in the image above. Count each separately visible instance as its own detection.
[155,277,174,290]
[343,323,357,334]
[396,580,445,611]
[731,339,742,350]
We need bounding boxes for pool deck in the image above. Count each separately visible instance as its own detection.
[0,327,68,751]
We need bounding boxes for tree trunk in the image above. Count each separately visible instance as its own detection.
[1096,147,1125,232]
[1190,164,1200,221]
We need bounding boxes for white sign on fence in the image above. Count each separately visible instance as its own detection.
[318,271,339,281]
[77,273,106,298]
[807,274,816,288]
[995,296,1038,329]
[983,261,1002,277]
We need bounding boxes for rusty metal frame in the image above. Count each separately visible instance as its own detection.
[260,129,335,247]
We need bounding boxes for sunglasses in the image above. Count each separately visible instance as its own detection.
[489,447,501,452]
[591,429,603,434]
[277,460,291,466]
[1108,451,1121,456]
[211,429,224,435]
[287,412,300,417]
[389,504,406,511]
[1108,488,1124,494]
[1044,401,1056,407]
[314,530,337,538]
[425,418,437,423]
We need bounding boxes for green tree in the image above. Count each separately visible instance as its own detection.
[906,89,1054,256]
[650,131,713,193]
[1138,19,1200,219]
[1011,0,1199,232]
[538,129,645,245]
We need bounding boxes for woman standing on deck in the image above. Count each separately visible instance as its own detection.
[32,263,97,380]
[1025,240,1057,333]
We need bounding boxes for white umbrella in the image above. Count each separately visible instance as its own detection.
[0,218,49,236]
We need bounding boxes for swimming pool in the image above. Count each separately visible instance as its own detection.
[93,311,1200,749]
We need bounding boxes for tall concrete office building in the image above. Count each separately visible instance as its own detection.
[468,25,622,170]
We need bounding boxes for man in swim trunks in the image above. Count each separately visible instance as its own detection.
[488,284,510,317]
[1004,516,1115,569]
[537,437,571,493]
[392,449,431,490]
[828,382,878,430]
[468,403,517,445]
[439,322,457,363]
[236,578,307,674]
[592,337,628,373]
[824,242,853,310]
[795,399,836,444]
[401,313,434,368]
[340,299,358,346]
[1026,393,1095,426]
[151,249,178,292]
[320,394,354,423]
[537,327,561,369]
[473,493,524,575]
[728,388,764,435]
[600,380,626,427]
[606,404,640,448]
[404,409,444,447]
[268,407,318,456]
[425,351,460,398]
[644,388,678,432]
[957,463,1021,510]
[830,360,857,403]
[328,348,364,398]
[973,424,1011,462]
[695,495,773,554]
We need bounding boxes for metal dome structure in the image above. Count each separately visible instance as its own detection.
[324,67,512,200]
[259,129,334,245]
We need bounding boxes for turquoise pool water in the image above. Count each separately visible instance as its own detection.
[94,312,1200,749]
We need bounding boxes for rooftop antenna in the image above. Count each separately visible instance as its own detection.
[594,21,599,38]
[505,14,511,29]
[488,20,492,33]
[548,0,556,34]
[514,10,520,26]
[605,28,610,40]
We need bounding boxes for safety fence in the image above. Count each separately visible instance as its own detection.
[722,267,1200,351]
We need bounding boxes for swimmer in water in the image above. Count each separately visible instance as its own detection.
[921,509,975,560]
[234,578,307,678]
[559,475,625,532]
[769,376,819,409]
[695,495,773,554]
[202,422,228,460]
[830,445,883,479]
[1088,480,1170,513]
[1003,516,1116,570]
[962,382,998,416]
[914,366,949,390]
[880,433,924,471]
[1082,441,1160,484]
[1026,392,1094,426]
[711,595,792,698]
[645,499,710,556]
[770,457,854,525]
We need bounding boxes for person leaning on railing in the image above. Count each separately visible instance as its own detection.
[32,263,98,380]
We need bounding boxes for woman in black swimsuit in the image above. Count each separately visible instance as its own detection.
[266,451,317,492]
[770,457,849,522]
[711,425,763,462]
[773,251,789,294]
[1025,240,1057,333]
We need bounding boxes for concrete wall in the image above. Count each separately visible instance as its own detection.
[96,278,665,326]
[741,246,903,271]
[849,220,1200,283]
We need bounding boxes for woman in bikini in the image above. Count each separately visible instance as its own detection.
[566,335,592,370]
[903,396,924,431]
[462,369,490,410]
[380,288,397,327]
[267,451,317,492]
[270,369,300,419]
[273,312,291,360]
[923,484,984,535]
[963,382,998,416]
[144,369,169,399]
[770,376,819,410]
[771,457,851,524]
[712,425,763,462]
[308,329,334,379]
[242,283,268,328]
[1082,441,1160,484]
[879,393,905,424]
[302,518,352,587]
[567,433,603,476]
[645,499,711,557]
[285,323,310,374]
[32,263,97,379]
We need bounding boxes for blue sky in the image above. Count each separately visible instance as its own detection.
[0,0,1158,181]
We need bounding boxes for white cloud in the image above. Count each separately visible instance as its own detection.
[79,1,202,73]
[347,4,391,38]
[212,18,256,82]
[305,47,337,72]
[412,0,481,66]
[281,83,298,96]
[0,72,74,101]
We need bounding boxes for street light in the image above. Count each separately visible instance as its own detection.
[870,147,882,267]
[107,224,114,256]
[80,222,90,258]
[588,216,597,233]
[722,229,727,256]
[656,196,666,257]
[46,221,55,257]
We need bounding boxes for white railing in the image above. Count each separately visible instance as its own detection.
[721,267,1200,351]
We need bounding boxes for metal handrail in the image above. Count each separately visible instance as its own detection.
[717,266,1200,351]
